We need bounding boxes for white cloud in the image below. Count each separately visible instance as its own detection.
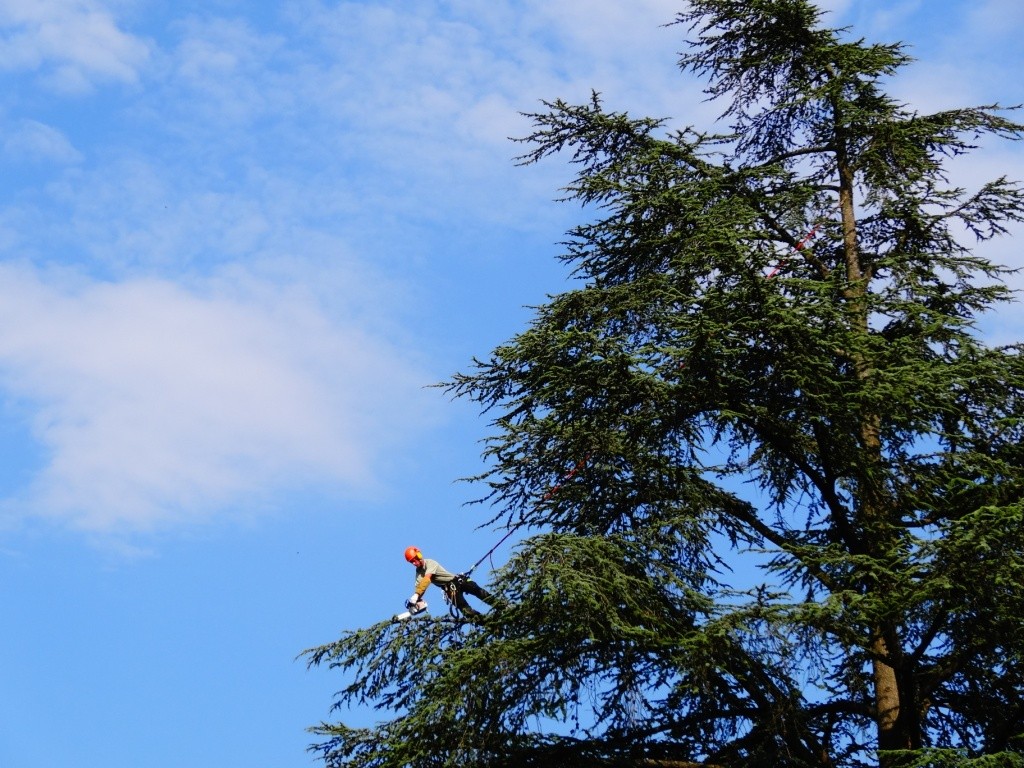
[0,263,436,534]
[0,0,150,93]
[3,119,83,163]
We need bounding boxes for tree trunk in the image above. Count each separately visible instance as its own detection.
[834,106,912,767]
[872,634,909,757]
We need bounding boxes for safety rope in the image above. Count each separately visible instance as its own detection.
[463,453,591,578]
[458,222,822,581]
[766,223,820,279]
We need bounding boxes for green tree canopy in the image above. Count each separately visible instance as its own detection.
[304,2,1024,767]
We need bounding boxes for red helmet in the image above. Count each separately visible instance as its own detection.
[404,546,423,563]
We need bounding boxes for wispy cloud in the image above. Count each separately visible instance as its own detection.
[3,119,83,163]
[0,0,150,93]
[965,0,1024,42]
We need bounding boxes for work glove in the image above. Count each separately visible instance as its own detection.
[407,594,421,608]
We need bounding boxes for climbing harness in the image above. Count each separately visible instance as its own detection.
[441,578,465,618]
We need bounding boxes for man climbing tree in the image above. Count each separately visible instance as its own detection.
[400,545,496,619]
[304,2,1024,767]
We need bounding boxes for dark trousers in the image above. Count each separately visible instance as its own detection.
[445,577,494,616]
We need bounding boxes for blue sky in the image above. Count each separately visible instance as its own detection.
[0,0,1021,766]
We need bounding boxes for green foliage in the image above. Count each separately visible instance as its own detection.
[304,2,1024,766]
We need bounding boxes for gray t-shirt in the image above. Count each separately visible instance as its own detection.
[415,558,456,587]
